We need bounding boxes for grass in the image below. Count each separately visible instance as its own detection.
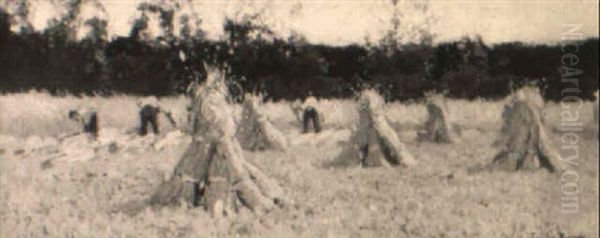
[0,91,598,237]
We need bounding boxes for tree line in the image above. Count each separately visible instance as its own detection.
[0,2,597,101]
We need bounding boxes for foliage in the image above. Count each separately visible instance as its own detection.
[0,3,598,101]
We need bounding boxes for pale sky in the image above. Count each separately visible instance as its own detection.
[7,0,599,46]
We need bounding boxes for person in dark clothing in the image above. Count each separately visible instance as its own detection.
[291,96,323,134]
[138,105,177,136]
[139,105,161,135]
[137,97,177,136]
[68,108,99,140]
[302,106,321,133]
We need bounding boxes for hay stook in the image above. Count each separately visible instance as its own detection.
[149,66,285,216]
[332,90,416,168]
[490,87,559,172]
[236,94,288,151]
[418,93,461,143]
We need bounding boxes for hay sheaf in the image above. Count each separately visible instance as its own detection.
[331,90,416,168]
[237,94,288,151]
[490,87,560,172]
[418,94,461,143]
[150,66,285,215]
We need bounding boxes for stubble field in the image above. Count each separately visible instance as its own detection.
[0,91,598,237]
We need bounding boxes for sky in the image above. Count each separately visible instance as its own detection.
[6,0,599,46]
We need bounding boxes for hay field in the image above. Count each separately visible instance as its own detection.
[0,91,598,237]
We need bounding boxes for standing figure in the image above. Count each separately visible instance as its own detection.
[137,96,177,136]
[68,107,99,140]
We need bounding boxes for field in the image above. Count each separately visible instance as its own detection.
[0,91,598,237]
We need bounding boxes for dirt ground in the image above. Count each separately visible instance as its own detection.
[0,97,598,238]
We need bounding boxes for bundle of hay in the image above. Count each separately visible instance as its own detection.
[418,94,461,143]
[150,66,285,216]
[236,94,288,151]
[332,90,416,168]
[490,87,559,172]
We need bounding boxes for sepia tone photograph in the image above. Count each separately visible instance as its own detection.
[0,0,598,237]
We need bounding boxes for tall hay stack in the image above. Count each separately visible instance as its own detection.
[150,66,285,216]
[333,90,416,168]
[236,94,288,151]
[418,93,461,143]
[490,87,559,172]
